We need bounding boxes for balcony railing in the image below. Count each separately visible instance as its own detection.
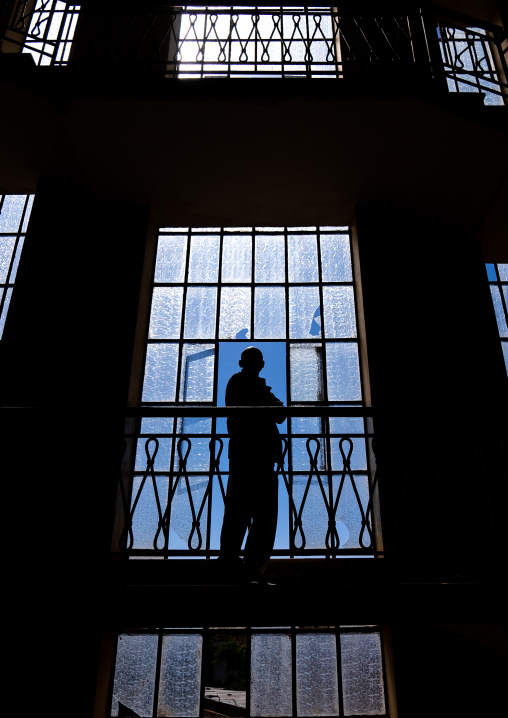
[117,406,382,559]
[2,3,437,79]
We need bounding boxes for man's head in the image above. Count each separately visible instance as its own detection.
[239,346,264,375]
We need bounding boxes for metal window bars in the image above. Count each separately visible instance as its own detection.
[117,406,382,559]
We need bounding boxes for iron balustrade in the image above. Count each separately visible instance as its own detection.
[3,4,506,99]
[2,4,436,79]
[118,406,382,559]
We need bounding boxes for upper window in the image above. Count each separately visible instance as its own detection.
[0,194,34,339]
[19,1,79,66]
[486,263,508,374]
[119,227,380,560]
[436,22,507,105]
[177,6,338,78]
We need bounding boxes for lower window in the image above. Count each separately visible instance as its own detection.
[110,626,387,717]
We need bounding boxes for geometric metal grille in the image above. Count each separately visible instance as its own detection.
[0,194,34,339]
[110,625,387,718]
[486,263,508,374]
[436,21,508,105]
[11,0,79,66]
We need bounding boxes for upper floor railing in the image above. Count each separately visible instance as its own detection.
[117,406,382,559]
[2,3,506,101]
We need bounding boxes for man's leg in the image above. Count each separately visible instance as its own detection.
[243,465,278,579]
[219,470,250,568]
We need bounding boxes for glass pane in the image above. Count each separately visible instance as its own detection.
[9,236,24,283]
[222,234,252,283]
[490,286,508,337]
[498,264,508,281]
[187,235,220,283]
[170,475,209,550]
[251,634,293,717]
[289,286,321,339]
[502,342,508,374]
[219,286,251,339]
[0,237,16,284]
[325,343,361,401]
[341,632,386,716]
[111,634,158,717]
[290,343,323,402]
[334,473,370,549]
[155,235,188,283]
[149,287,184,339]
[158,634,202,717]
[142,343,179,402]
[485,263,497,281]
[320,234,352,282]
[288,234,319,282]
[0,287,12,338]
[179,344,215,402]
[322,286,357,338]
[130,475,170,550]
[296,634,339,716]
[21,195,34,232]
[0,195,26,232]
[255,286,286,338]
[293,475,331,548]
[184,286,218,339]
[255,234,285,283]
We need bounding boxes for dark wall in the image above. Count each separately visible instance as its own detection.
[357,204,508,567]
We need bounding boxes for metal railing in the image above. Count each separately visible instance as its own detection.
[3,3,433,78]
[116,406,382,559]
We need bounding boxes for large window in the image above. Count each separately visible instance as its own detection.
[0,194,34,339]
[120,227,380,559]
[110,625,387,717]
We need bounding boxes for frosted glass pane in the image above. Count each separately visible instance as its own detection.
[498,264,508,281]
[21,195,33,232]
[290,344,323,402]
[255,235,285,283]
[320,234,352,282]
[288,235,319,282]
[322,286,357,338]
[142,343,179,402]
[296,634,339,716]
[0,195,25,232]
[341,632,386,716]
[149,287,184,339]
[251,634,292,717]
[255,286,286,338]
[0,287,12,338]
[111,634,158,717]
[291,416,321,434]
[179,344,215,402]
[289,286,321,339]
[219,286,251,339]
[158,635,202,717]
[330,438,367,470]
[293,475,331,548]
[9,236,24,282]
[170,475,209,549]
[184,286,217,339]
[503,342,508,374]
[292,437,325,472]
[155,236,188,283]
[222,235,252,283]
[326,343,361,401]
[490,286,508,337]
[188,235,220,283]
[0,237,16,283]
[131,475,170,550]
[334,473,370,549]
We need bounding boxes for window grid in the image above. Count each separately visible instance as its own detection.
[110,625,388,718]
[486,263,508,374]
[18,1,80,66]
[0,194,34,339]
[436,22,507,105]
[121,227,379,559]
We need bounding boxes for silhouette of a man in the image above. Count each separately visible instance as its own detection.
[219,346,285,582]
